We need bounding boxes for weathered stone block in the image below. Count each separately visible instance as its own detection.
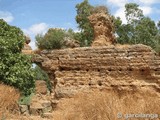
[35,80,48,95]
[33,44,160,98]
[19,105,29,115]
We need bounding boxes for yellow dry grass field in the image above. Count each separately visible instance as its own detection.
[0,84,160,120]
[0,83,20,119]
[53,89,160,120]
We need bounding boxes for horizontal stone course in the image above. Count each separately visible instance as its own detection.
[34,44,160,98]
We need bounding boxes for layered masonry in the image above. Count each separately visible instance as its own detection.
[34,44,160,98]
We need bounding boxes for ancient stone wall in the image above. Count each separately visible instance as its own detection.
[34,44,160,98]
[22,35,33,54]
[88,7,115,46]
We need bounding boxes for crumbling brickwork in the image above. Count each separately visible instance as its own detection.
[22,35,33,54]
[88,8,115,46]
[34,44,160,98]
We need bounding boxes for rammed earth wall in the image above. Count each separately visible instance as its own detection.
[34,44,160,98]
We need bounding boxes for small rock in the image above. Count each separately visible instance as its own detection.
[35,80,48,95]
[42,112,53,119]
[42,100,51,107]
[19,105,29,115]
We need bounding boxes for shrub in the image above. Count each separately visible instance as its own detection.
[34,65,52,91]
[0,19,35,95]
[18,93,34,105]
[36,28,81,50]
[36,28,66,50]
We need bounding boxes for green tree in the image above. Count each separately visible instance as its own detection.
[35,34,45,50]
[154,21,160,53]
[158,21,160,30]
[134,17,157,47]
[36,28,66,50]
[75,0,94,46]
[125,3,143,25]
[0,19,35,95]
[36,28,80,50]
[113,16,134,44]
[114,3,159,52]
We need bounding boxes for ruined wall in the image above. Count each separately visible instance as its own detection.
[22,36,33,54]
[34,44,160,98]
[88,7,115,46]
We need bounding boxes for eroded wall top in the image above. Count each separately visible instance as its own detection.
[34,44,160,98]
[88,7,115,46]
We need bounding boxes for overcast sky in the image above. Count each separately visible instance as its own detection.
[0,0,160,49]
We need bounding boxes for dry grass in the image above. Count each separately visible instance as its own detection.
[53,89,160,120]
[0,83,159,120]
[0,83,20,119]
[0,83,50,120]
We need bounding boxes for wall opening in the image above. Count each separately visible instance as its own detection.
[98,81,102,86]
[33,64,52,92]
[128,68,133,71]
[108,68,112,71]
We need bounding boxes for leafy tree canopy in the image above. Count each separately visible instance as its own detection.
[75,0,94,46]
[36,28,66,50]
[36,28,80,50]
[0,19,35,95]
[114,3,160,52]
